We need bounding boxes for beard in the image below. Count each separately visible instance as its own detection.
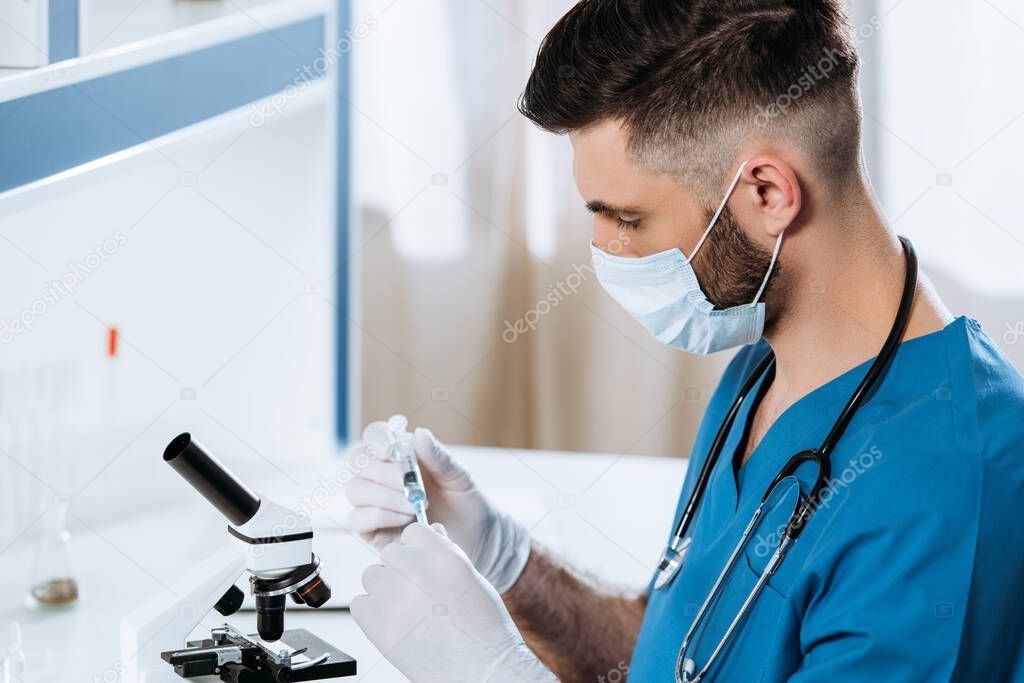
[689,205,783,311]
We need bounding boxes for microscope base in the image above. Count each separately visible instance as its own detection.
[163,628,356,681]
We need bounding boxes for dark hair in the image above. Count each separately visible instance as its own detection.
[519,0,862,195]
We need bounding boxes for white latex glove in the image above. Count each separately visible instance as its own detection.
[351,522,558,683]
[345,416,530,594]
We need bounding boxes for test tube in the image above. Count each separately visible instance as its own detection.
[2,623,25,683]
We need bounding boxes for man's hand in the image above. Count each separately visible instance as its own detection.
[351,523,557,683]
[345,417,530,593]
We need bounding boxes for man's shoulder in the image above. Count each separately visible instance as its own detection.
[833,317,1024,522]
[947,317,1024,474]
[837,316,1021,466]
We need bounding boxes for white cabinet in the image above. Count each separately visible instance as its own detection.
[0,0,49,67]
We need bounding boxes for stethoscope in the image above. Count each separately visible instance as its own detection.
[653,236,919,683]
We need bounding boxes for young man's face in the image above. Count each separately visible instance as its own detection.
[571,119,704,257]
[570,119,778,310]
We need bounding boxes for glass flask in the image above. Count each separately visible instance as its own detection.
[27,506,81,609]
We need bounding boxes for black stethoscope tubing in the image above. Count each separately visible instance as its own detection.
[661,234,919,575]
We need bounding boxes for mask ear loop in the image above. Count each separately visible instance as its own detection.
[751,230,785,306]
[685,159,751,265]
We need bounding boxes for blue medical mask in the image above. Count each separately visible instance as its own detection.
[591,161,784,355]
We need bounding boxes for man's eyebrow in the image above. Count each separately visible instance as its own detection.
[585,200,642,215]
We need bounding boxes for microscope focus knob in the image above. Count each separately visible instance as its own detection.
[214,584,245,617]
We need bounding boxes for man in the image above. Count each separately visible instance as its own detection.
[346,1,1024,681]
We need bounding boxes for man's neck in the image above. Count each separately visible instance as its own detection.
[761,193,952,413]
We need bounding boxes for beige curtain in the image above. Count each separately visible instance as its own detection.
[351,0,731,457]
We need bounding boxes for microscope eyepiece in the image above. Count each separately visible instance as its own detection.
[164,433,261,526]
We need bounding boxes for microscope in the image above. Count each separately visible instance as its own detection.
[120,433,356,682]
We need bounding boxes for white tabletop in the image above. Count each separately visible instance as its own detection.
[0,445,686,682]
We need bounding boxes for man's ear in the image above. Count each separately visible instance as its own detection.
[740,156,802,238]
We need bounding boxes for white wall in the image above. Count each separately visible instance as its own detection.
[0,84,338,543]
[863,0,1024,369]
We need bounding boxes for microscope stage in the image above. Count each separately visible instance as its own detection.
[163,628,356,681]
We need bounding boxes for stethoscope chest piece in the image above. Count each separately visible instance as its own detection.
[654,536,691,590]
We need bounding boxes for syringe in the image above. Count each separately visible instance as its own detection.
[395,434,428,525]
[386,416,428,525]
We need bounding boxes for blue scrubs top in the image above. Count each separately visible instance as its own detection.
[629,317,1024,682]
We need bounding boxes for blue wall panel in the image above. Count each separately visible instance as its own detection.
[335,0,350,443]
[48,0,79,62]
[0,16,326,193]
